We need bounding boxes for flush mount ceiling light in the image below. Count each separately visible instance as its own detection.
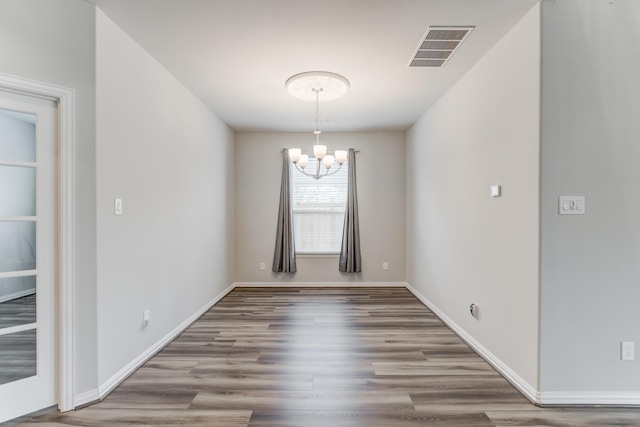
[285,71,350,180]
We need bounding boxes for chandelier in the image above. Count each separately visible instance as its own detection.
[285,71,349,180]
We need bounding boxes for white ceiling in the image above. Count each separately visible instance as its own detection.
[88,0,539,132]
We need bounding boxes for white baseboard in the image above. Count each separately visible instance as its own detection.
[538,391,640,407]
[95,283,235,401]
[233,281,408,287]
[405,283,540,404]
[74,388,100,408]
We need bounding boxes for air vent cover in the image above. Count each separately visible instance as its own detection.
[409,26,474,68]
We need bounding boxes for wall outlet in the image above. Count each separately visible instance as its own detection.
[559,196,585,215]
[382,262,389,271]
[621,341,634,361]
[143,310,151,328]
[469,303,478,319]
[260,262,266,271]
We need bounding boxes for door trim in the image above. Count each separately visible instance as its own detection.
[0,72,76,412]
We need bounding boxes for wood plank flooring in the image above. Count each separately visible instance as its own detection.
[0,293,36,329]
[8,287,640,426]
[0,294,37,385]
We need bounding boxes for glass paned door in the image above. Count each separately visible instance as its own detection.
[0,92,56,423]
[0,108,38,387]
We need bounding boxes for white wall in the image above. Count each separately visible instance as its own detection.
[0,0,98,396]
[235,131,405,284]
[406,3,541,391]
[539,0,640,395]
[96,10,235,386]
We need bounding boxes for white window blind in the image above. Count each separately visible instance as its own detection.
[291,157,348,253]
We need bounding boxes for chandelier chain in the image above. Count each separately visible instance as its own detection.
[314,88,322,140]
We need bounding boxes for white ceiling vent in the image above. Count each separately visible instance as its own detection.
[409,26,474,68]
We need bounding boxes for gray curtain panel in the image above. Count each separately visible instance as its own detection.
[339,148,362,273]
[272,150,297,273]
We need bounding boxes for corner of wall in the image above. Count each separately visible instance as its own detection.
[405,2,542,394]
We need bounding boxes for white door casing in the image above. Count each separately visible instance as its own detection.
[0,91,56,422]
[0,73,76,420]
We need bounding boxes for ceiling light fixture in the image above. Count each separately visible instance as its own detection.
[285,71,349,180]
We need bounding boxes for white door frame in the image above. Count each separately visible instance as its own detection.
[0,72,76,412]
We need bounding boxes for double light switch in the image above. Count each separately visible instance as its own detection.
[559,196,585,215]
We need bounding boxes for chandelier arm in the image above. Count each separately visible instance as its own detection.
[321,163,343,177]
[293,163,309,176]
[294,162,322,180]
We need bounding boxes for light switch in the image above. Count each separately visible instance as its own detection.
[490,185,501,197]
[559,196,585,215]
[143,310,151,327]
[114,198,123,215]
[621,341,634,361]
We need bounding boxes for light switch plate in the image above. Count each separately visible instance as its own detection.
[143,310,151,327]
[490,185,501,197]
[621,341,634,361]
[559,196,585,215]
[114,198,123,215]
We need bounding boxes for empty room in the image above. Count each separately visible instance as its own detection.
[0,0,639,425]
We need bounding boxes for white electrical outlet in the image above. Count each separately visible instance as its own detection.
[469,303,478,318]
[143,310,151,328]
[383,262,389,271]
[621,341,634,361]
[260,262,266,271]
[559,196,585,215]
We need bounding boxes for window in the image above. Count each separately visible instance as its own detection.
[291,157,348,254]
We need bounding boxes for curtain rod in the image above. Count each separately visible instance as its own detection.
[281,148,361,153]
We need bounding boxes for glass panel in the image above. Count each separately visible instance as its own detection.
[0,329,37,385]
[0,276,36,328]
[0,222,36,273]
[0,166,36,217]
[0,108,36,163]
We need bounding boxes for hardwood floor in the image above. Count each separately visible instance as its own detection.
[8,287,640,426]
[0,293,36,329]
[0,294,37,385]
